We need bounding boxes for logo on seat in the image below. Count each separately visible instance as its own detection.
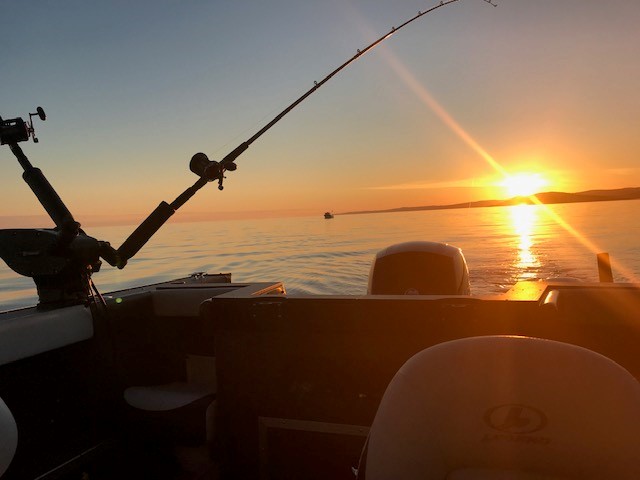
[484,404,547,434]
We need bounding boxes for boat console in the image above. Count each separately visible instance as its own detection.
[1,254,639,479]
[203,280,640,478]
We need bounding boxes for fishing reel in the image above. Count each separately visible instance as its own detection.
[190,150,239,190]
[0,107,46,145]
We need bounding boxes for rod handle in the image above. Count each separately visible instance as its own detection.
[116,201,175,268]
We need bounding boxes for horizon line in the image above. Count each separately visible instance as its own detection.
[338,186,640,216]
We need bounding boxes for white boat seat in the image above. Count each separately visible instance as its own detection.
[360,335,640,479]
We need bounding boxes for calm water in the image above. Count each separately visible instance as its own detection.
[1,200,639,311]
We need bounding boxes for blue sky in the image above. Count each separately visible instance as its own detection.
[2,0,639,225]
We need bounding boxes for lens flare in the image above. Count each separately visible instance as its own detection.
[376,45,638,283]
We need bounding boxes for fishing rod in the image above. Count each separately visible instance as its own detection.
[196,0,496,183]
[115,0,496,267]
[245,0,495,149]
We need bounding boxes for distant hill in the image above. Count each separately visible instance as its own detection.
[340,187,640,216]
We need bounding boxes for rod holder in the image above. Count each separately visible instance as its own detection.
[597,252,613,283]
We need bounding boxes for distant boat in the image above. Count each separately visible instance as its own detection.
[324,211,334,219]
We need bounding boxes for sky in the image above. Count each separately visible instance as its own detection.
[1,0,639,227]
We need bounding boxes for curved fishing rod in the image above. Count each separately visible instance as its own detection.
[245,0,494,149]
[210,0,495,173]
[115,0,495,266]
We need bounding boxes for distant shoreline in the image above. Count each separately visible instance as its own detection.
[339,187,640,216]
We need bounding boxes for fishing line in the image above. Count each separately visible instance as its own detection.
[216,0,496,167]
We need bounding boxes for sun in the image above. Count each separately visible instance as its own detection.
[500,173,549,198]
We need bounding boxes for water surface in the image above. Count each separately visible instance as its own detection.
[1,200,639,311]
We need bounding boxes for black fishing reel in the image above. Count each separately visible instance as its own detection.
[190,148,241,190]
[0,107,46,145]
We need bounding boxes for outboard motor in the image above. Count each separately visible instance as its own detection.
[368,241,470,295]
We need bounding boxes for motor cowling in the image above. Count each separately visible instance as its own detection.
[367,241,470,295]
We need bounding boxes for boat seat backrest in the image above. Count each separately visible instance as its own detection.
[362,335,640,479]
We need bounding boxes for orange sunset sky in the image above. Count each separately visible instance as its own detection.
[2,0,639,227]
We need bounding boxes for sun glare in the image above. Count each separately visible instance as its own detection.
[500,173,549,198]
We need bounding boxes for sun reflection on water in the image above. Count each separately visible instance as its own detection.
[509,204,541,280]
